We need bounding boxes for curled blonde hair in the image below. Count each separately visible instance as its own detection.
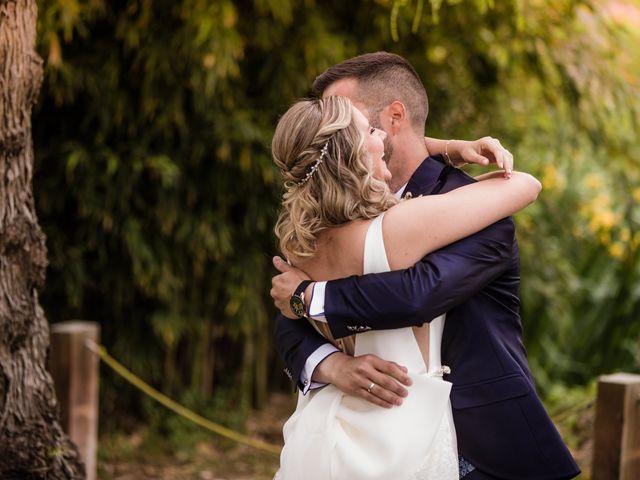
[273,96,397,261]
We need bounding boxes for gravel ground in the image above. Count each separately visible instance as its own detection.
[98,392,594,479]
[98,393,292,480]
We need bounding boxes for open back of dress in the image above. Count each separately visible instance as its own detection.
[276,214,458,480]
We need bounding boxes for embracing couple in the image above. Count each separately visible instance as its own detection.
[269,52,580,480]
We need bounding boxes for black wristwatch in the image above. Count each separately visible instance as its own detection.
[290,280,313,318]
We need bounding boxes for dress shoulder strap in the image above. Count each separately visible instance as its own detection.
[363,213,391,275]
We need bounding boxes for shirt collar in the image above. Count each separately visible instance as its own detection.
[394,183,408,198]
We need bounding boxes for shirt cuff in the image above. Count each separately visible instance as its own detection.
[308,281,327,323]
[300,343,339,394]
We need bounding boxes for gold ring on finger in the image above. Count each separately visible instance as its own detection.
[367,382,376,393]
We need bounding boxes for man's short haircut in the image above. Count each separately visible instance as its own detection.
[311,51,428,133]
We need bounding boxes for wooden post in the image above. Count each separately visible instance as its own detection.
[49,321,100,480]
[592,373,640,480]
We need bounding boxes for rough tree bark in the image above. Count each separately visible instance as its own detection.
[0,1,84,478]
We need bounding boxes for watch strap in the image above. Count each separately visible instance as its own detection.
[294,280,313,298]
[290,280,313,318]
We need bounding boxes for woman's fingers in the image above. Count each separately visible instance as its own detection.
[464,150,491,166]
[478,137,514,177]
[503,149,514,177]
[483,137,504,169]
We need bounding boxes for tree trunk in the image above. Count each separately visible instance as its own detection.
[0,1,84,478]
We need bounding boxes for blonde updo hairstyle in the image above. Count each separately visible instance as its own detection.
[273,96,397,262]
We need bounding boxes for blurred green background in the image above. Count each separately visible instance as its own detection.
[34,0,639,471]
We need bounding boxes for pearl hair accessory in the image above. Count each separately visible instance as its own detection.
[297,140,330,186]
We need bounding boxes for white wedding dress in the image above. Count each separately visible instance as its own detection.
[275,214,459,480]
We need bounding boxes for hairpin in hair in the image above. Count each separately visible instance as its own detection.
[297,140,330,186]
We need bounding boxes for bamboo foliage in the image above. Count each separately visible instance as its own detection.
[32,0,639,434]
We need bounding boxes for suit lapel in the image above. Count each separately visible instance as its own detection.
[402,155,449,198]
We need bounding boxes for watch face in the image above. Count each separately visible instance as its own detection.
[290,295,305,317]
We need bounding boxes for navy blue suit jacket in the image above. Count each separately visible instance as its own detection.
[274,156,579,479]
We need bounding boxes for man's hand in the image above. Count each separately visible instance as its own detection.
[456,137,514,177]
[271,256,311,319]
[314,352,412,409]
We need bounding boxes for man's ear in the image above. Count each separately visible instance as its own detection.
[382,101,407,135]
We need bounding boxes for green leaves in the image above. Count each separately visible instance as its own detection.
[32,0,640,431]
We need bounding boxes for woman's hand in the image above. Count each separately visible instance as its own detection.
[426,136,514,177]
[450,137,514,177]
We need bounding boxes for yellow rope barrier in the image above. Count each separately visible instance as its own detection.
[85,340,282,456]
[85,339,595,458]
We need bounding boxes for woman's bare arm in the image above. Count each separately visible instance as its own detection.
[383,171,540,270]
[426,136,513,175]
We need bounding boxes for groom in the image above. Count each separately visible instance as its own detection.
[271,52,579,479]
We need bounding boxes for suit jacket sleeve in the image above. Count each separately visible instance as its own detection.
[324,217,516,339]
[273,310,332,390]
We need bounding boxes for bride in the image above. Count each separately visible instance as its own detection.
[271,96,541,480]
